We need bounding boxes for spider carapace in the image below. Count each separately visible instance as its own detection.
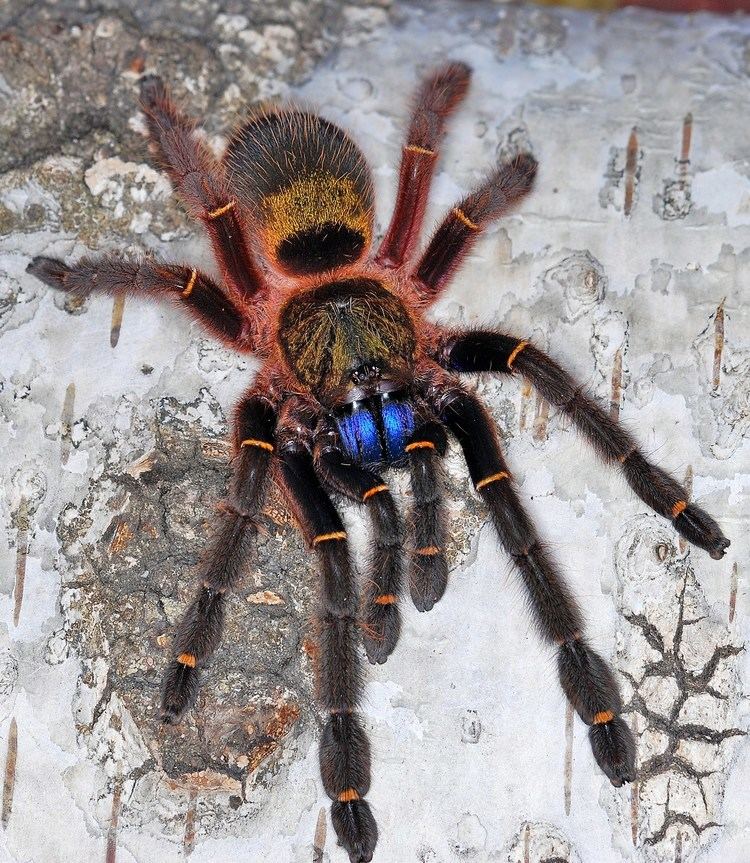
[28,63,730,862]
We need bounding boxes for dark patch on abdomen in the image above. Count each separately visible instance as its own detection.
[277,222,365,276]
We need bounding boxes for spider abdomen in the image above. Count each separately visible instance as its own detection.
[334,396,415,465]
[225,108,374,276]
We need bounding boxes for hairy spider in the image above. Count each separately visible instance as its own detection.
[28,63,730,862]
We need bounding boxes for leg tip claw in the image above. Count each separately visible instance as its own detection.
[589,716,636,788]
[331,799,377,863]
[675,505,730,560]
[412,594,437,613]
[139,74,166,108]
[409,557,448,613]
[709,536,731,560]
[363,641,392,665]
[26,256,71,290]
[363,605,400,664]
[160,706,181,725]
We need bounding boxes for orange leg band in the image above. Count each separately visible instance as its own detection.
[181,269,197,298]
[207,200,236,219]
[593,710,615,725]
[415,546,441,556]
[405,144,436,156]
[240,438,274,452]
[374,594,397,605]
[177,652,197,668]
[475,471,510,490]
[506,340,529,370]
[672,500,687,518]
[363,484,389,502]
[337,789,360,803]
[313,531,347,545]
[453,207,479,231]
[405,440,435,452]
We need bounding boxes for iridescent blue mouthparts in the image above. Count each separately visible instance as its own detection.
[335,396,415,464]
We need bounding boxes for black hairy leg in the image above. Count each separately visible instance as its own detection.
[26,255,254,351]
[162,394,276,722]
[441,330,730,559]
[139,75,266,304]
[441,386,635,786]
[315,428,404,665]
[405,421,450,612]
[376,61,471,269]
[279,443,377,863]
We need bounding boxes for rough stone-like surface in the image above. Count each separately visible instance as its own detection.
[0,1,748,862]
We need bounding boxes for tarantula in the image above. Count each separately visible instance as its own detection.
[28,63,729,862]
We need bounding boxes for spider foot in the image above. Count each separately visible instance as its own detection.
[409,553,448,613]
[27,256,72,290]
[138,73,167,109]
[363,604,400,665]
[331,799,378,863]
[588,716,636,787]
[674,504,730,560]
[160,659,199,724]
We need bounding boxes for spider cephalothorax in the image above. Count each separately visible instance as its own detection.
[28,63,729,863]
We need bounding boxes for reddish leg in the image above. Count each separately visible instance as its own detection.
[375,61,471,269]
[413,154,537,304]
[139,76,266,305]
[27,255,253,350]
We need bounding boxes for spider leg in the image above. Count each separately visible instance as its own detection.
[375,61,471,269]
[139,75,266,303]
[161,393,276,722]
[315,428,403,665]
[440,329,730,559]
[279,443,377,863]
[405,420,450,612]
[412,154,537,305]
[441,386,635,786]
[26,255,253,350]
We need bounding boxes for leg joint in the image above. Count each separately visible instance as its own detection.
[313,531,347,545]
[414,546,442,556]
[337,788,360,803]
[475,470,510,490]
[206,200,236,219]
[363,484,389,502]
[672,500,687,518]
[506,340,529,370]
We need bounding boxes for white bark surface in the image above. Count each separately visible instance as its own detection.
[0,2,748,862]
